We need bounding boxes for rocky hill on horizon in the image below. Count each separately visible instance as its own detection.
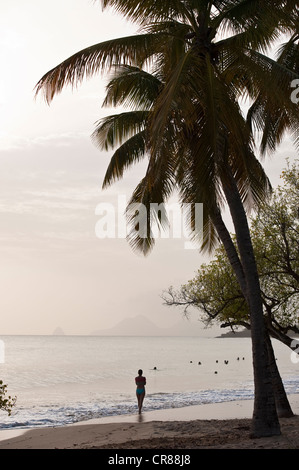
[90,314,206,337]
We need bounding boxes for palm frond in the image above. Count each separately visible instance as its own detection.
[92,110,149,150]
[230,145,272,211]
[247,94,292,154]
[178,158,222,253]
[245,49,299,154]
[100,0,197,25]
[103,65,162,110]
[277,36,299,73]
[126,143,176,255]
[149,49,203,152]
[101,131,147,188]
[35,33,166,103]
[215,0,288,45]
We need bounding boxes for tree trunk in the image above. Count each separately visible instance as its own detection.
[265,332,294,418]
[221,169,280,437]
[212,200,294,425]
[211,208,248,296]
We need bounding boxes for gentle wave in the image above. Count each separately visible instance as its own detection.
[1,377,298,430]
[0,336,298,431]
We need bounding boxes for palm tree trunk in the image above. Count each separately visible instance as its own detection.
[212,205,294,420]
[221,168,280,437]
[211,208,247,297]
[265,332,294,418]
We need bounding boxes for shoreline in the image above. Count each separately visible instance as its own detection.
[0,395,298,449]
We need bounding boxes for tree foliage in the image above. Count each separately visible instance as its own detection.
[164,161,299,347]
[35,1,299,255]
[0,380,16,417]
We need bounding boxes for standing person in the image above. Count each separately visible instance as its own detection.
[135,369,146,414]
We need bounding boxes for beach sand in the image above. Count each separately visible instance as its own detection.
[0,395,298,449]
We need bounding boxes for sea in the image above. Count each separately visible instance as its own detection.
[0,335,297,431]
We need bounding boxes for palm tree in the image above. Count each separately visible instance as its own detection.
[35,0,299,437]
[93,63,269,286]
[93,61,280,437]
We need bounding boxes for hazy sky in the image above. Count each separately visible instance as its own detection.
[0,1,297,335]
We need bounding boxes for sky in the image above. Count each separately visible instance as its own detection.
[0,1,297,335]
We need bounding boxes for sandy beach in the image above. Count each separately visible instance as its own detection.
[0,395,298,449]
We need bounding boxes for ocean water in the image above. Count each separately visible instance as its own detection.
[0,335,297,430]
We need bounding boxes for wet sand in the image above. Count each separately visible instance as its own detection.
[0,395,298,449]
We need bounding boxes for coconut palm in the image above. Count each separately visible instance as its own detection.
[93,63,269,261]
[93,61,279,437]
[35,0,299,437]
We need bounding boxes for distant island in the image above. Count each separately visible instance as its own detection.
[51,318,253,338]
[90,314,206,337]
[52,327,65,336]
[217,328,298,339]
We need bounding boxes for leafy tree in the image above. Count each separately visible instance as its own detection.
[0,381,16,417]
[163,161,299,417]
[251,161,299,341]
[35,0,299,436]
